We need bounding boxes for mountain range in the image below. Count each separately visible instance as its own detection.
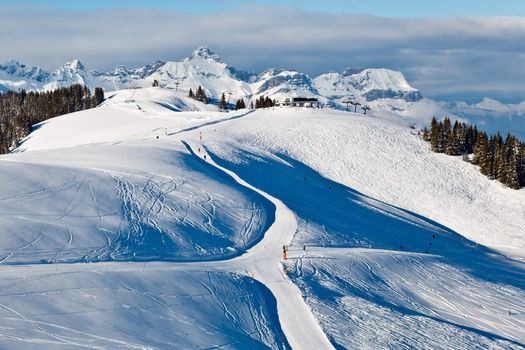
[1,46,524,138]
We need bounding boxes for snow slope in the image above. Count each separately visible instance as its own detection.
[286,248,525,349]
[0,262,287,349]
[16,87,223,152]
[1,89,524,349]
[1,141,272,263]
[183,140,333,350]
[192,108,525,349]
[204,108,525,260]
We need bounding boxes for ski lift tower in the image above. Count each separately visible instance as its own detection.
[350,100,361,113]
[362,105,371,115]
[174,81,180,91]
[341,98,352,111]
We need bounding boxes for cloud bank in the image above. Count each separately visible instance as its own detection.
[2,5,525,102]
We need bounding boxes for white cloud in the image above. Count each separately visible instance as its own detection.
[1,5,525,101]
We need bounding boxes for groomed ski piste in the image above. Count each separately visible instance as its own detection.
[0,87,524,349]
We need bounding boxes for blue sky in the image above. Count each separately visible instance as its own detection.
[1,1,525,102]
[6,0,525,17]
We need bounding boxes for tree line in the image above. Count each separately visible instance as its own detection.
[255,96,275,109]
[423,117,525,189]
[188,86,209,104]
[0,84,104,154]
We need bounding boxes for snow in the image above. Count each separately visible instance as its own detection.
[1,87,524,349]
[183,140,333,349]
[205,108,525,260]
[475,97,513,113]
[286,248,525,349]
[0,263,287,349]
[1,141,272,263]
[194,108,525,348]
[313,68,420,102]
[16,88,226,152]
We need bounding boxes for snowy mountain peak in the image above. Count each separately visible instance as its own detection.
[474,97,512,112]
[63,59,86,71]
[190,46,221,61]
[257,68,284,81]
[313,67,422,102]
[342,67,366,76]
[135,59,166,78]
[48,59,93,89]
[0,60,50,83]
[0,59,26,74]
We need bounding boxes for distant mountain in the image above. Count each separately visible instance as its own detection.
[439,98,525,140]
[0,46,422,107]
[1,46,524,139]
[314,68,423,103]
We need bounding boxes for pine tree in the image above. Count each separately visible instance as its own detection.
[0,85,101,155]
[422,127,430,142]
[493,141,506,182]
[440,117,451,153]
[195,86,208,104]
[188,88,194,99]
[445,121,458,155]
[430,117,439,151]
[219,93,228,110]
[472,132,484,165]
[94,87,104,106]
[478,133,491,176]
[517,142,525,187]
[454,121,466,154]
[235,99,246,110]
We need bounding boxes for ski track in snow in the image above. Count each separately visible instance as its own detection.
[181,139,335,350]
[1,100,525,349]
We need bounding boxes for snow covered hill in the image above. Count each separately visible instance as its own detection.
[203,108,525,259]
[16,88,221,152]
[0,263,287,349]
[0,88,524,349]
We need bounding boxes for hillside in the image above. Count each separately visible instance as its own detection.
[0,90,523,349]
